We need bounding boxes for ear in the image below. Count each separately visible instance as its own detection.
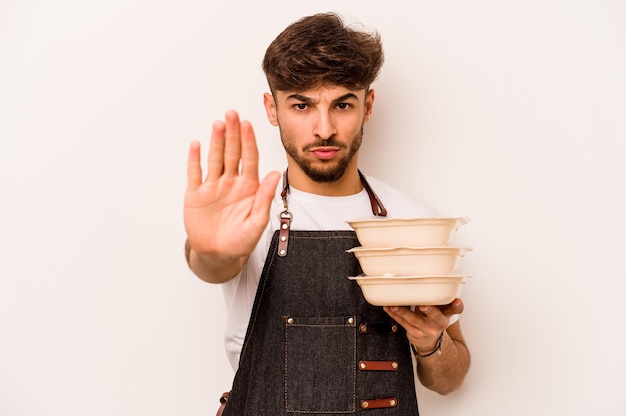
[363,89,375,123]
[263,93,278,126]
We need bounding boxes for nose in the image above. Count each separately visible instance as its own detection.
[313,111,337,140]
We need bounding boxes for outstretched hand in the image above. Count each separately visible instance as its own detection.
[184,110,281,278]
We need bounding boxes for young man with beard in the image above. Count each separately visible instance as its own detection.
[184,12,470,415]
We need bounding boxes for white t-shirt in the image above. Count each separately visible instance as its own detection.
[221,174,440,371]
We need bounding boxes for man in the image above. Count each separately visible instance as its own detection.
[184,12,470,415]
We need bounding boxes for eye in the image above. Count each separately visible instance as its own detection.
[294,103,308,111]
[337,102,352,110]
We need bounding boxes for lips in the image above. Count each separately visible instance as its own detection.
[310,147,340,160]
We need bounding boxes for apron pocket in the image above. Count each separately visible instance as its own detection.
[285,315,356,413]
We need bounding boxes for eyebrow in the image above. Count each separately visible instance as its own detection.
[286,92,360,105]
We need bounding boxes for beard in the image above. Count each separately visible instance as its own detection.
[280,126,363,183]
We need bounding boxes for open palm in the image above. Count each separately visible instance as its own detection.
[184,111,280,269]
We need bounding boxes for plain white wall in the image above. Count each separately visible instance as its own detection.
[1,1,624,415]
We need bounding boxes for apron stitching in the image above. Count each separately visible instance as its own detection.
[239,237,279,363]
[284,315,289,414]
[352,322,357,413]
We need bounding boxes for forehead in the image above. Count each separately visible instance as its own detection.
[275,85,367,102]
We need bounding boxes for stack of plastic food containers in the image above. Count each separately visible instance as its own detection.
[346,217,471,306]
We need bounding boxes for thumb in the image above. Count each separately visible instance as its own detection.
[252,170,281,214]
[449,298,464,315]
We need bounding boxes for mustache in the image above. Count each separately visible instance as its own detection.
[303,138,347,151]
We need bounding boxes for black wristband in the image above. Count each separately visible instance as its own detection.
[411,330,445,358]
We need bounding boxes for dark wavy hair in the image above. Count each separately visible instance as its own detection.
[262,13,384,92]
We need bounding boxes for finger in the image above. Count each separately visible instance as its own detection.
[250,171,281,224]
[240,120,260,182]
[417,304,451,329]
[383,306,419,328]
[384,306,438,339]
[448,298,464,315]
[435,298,464,318]
[223,110,242,176]
[187,140,203,190]
[206,120,226,181]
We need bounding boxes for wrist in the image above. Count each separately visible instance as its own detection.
[185,240,246,284]
[411,330,445,358]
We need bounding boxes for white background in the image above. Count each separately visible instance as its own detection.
[1,1,625,415]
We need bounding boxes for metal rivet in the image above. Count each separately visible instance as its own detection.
[347,317,354,324]
[391,324,398,333]
[287,317,294,324]
[392,362,398,369]
[280,235,287,241]
[361,401,369,409]
[359,324,367,333]
[279,249,286,255]
[281,223,288,229]
[389,399,397,407]
[359,362,367,369]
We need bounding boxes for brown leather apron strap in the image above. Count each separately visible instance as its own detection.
[358,170,388,217]
[278,170,292,257]
[216,391,230,416]
[358,360,399,371]
[277,169,387,257]
[360,397,398,409]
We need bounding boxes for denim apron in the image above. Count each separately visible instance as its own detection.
[222,172,419,415]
